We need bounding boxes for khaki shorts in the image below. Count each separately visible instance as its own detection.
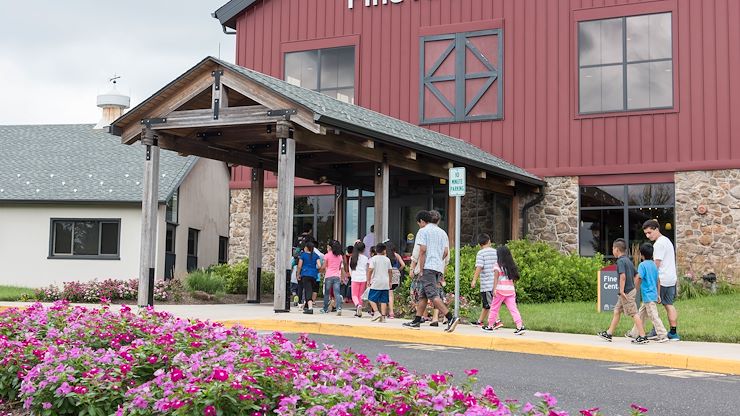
[614,289,638,317]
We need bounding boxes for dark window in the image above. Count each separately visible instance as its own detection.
[285,46,355,104]
[187,228,199,271]
[459,190,511,246]
[420,29,503,124]
[579,183,675,258]
[578,12,673,114]
[293,195,336,248]
[218,236,228,264]
[165,224,176,280]
[166,189,179,224]
[50,219,120,258]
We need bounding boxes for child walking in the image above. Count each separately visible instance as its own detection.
[367,243,393,323]
[486,245,526,335]
[471,234,497,328]
[597,238,649,344]
[385,240,406,319]
[349,241,369,317]
[297,240,321,314]
[627,243,669,342]
[322,240,345,316]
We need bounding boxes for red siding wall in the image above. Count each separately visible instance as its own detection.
[231,0,740,181]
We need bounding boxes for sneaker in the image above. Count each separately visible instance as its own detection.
[646,328,658,339]
[492,320,504,330]
[303,309,314,315]
[513,326,526,335]
[293,295,299,305]
[624,332,635,339]
[597,331,613,342]
[445,317,460,333]
[319,309,327,314]
[355,306,362,318]
[654,336,669,343]
[371,314,382,322]
[403,321,421,330]
[472,320,482,326]
[379,316,386,323]
[336,309,342,316]
[632,335,649,344]
[429,321,439,327]
[667,332,681,341]
[481,325,494,332]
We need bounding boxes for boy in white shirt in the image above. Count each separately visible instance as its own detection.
[367,243,393,323]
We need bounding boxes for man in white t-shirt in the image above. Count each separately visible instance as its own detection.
[643,219,680,341]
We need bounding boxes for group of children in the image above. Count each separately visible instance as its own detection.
[291,237,405,319]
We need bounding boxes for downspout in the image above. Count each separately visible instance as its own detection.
[521,185,546,238]
[221,24,237,35]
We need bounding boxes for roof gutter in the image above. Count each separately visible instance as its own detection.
[313,114,546,187]
[521,185,546,238]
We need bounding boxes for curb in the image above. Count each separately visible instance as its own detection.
[219,319,740,376]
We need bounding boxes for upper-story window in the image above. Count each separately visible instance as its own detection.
[420,29,503,124]
[285,46,355,104]
[578,12,673,114]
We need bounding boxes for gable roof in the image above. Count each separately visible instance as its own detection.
[215,59,544,186]
[0,124,197,203]
[213,0,258,30]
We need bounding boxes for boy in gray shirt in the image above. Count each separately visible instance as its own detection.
[598,239,648,344]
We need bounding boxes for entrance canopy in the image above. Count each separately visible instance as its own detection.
[110,56,542,191]
[108,56,543,309]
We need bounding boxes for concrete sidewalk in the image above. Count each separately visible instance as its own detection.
[2,301,739,375]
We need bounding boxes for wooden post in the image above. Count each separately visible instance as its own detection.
[274,121,295,312]
[139,128,160,307]
[333,186,345,243]
[247,167,264,303]
[447,196,456,248]
[374,162,389,243]
[511,193,521,240]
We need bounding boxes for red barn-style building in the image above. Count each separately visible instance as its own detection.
[214,0,740,278]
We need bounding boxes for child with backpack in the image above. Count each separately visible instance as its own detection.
[486,245,526,335]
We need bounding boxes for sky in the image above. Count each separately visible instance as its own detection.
[0,0,236,125]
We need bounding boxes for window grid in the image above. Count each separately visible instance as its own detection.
[284,47,355,103]
[578,13,673,115]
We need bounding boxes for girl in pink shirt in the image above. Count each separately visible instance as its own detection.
[322,240,345,315]
[487,246,526,335]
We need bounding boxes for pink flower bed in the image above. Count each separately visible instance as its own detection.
[0,302,647,415]
[32,279,176,303]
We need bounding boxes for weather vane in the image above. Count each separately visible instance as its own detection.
[109,74,121,85]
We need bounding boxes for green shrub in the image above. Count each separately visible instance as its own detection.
[260,271,275,295]
[507,239,604,303]
[185,269,225,294]
[208,259,249,295]
[442,240,605,306]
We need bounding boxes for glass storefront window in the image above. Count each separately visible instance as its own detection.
[579,183,675,258]
[293,195,335,248]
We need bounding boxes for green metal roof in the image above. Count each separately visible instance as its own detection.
[0,124,197,203]
[213,58,544,186]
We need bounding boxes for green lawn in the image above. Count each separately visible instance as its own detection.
[0,285,34,301]
[465,293,740,344]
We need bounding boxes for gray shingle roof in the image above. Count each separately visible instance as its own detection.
[0,124,197,202]
[215,58,543,185]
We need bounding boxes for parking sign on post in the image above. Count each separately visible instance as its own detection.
[448,167,465,318]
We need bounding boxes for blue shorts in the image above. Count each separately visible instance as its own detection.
[368,289,389,304]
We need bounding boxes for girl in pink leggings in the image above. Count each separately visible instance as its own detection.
[487,246,526,335]
[349,241,368,317]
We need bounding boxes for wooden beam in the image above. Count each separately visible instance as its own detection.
[274,121,294,312]
[221,71,324,134]
[247,167,264,303]
[511,193,521,240]
[476,171,487,179]
[149,106,288,130]
[121,71,215,144]
[294,131,514,194]
[443,162,454,170]
[404,150,417,160]
[374,162,389,243]
[138,128,159,306]
[158,135,278,171]
[361,140,375,149]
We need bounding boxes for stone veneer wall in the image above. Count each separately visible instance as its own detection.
[460,187,495,245]
[675,169,740,281]
[524,176,579,254]
[229,188,279,271]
